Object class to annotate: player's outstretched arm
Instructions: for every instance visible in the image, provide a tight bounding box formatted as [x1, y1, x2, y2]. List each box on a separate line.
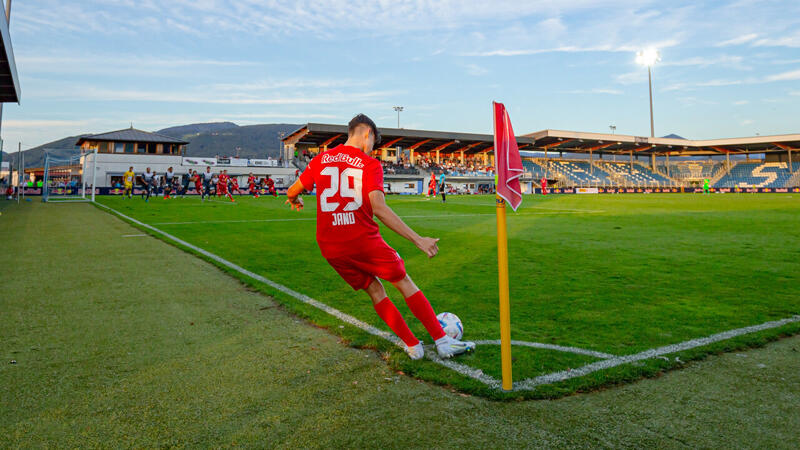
[369, 190, 439, 258]
[285, 179, 305, 210]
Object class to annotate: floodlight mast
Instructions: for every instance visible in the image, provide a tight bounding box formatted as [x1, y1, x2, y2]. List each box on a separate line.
[393, 106, 404, 128]
[636, 48, 660, 138]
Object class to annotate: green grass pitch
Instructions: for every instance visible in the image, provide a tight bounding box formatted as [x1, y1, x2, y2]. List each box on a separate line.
[94, 193, 800, 399]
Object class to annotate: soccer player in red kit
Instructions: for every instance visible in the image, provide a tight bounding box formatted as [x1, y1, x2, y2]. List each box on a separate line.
[247, 173, 259, 198]
[285, 114, 475, 360]
[230, 176, 241, 195]
[540, 175, 548, 195]
[192, 170, 203, 197]
[266, 176, 277, 197]
[217, 170, 235, 202]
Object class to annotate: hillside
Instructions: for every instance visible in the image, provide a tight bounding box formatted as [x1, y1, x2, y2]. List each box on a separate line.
[181, 123, 300, 159]
[156, 122, 239, 140]
[1, 136, 82, 169]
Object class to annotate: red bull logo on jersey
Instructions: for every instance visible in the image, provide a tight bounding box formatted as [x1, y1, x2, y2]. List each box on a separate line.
[321, 153, 365, 168]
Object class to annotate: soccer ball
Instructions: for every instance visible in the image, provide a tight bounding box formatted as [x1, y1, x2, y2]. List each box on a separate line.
[436, 312, 463, 340]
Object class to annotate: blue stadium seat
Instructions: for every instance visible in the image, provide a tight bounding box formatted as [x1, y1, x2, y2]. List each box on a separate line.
[714, 162, 797, 188]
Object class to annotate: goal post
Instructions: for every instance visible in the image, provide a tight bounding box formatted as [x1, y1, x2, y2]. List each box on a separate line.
[42, 149, 97, 203]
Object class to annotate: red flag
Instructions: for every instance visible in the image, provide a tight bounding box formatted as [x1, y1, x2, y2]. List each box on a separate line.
[493, 101, 523, 211]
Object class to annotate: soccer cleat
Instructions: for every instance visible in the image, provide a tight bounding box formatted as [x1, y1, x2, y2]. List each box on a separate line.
[405, 341, 424, 360]
[435, 335, 475, 358]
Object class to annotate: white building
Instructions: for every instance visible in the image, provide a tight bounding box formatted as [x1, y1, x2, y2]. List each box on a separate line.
[77, 128, 297, 187]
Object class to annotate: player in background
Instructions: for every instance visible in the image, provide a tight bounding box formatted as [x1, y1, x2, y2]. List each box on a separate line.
[439, 172, 446, 203]
[703, 178, 710, 194]
[426, 172, 436, 200]
[247, 173, 259, 198]
[230, 176, 242, 195]
[141, 167, 155, 202]
[266, 175, 277, 197]
[541, 175, 548, 195]
[180, 169, 191, 198]
[201, 166, 213, 201]
[164, 167, 175, 199]
[192, 170, 203, 198]
[285, 114, 474, 360]
[122, 166, 135, 199]
[217, 170, 235, 202]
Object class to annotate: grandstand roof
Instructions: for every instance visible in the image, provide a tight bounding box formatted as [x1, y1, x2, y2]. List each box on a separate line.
[524, 129, 800, 156]
[282, 123, 535, 155]
[283, 123, 800, 157]
[0, 8, 20, 103]
[75, 128, 189, 146]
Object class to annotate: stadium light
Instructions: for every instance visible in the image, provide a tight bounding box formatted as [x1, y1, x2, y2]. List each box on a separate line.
[636, 48, 660, 138]
[393, 106, 404, 128]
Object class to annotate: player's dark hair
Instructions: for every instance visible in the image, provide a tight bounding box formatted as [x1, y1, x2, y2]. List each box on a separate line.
[348, 113, 381, 145]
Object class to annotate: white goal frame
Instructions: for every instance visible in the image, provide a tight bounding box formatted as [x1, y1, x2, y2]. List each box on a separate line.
[43, 149, 97, 203]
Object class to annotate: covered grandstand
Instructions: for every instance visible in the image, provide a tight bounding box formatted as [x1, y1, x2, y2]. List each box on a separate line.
[282, 124, 800, 192]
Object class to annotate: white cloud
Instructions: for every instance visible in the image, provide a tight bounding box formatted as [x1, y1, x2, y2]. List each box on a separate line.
[560, 88, 623, 95]
[733, 100, 749, 105]
[753, 31, 800, 48]
[764, 69, 800, 82]
[661, 55, 747, 69]
[464, 63, 488, 76]
[716, 33, 759, 47]
[1, 119, 92, 129]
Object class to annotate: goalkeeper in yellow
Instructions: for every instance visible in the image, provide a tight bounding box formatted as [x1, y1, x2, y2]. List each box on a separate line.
[122, 166, 135, 199]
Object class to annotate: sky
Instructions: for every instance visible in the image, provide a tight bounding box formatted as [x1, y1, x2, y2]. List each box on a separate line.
[2, 0, 800, 150]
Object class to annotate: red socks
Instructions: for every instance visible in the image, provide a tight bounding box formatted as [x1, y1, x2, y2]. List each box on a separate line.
[404, 290, 446, 341]
[373, 297, 418, 347]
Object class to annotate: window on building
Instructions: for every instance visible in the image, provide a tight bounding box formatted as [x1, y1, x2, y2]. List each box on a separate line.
[164, 144, 173, 154]
[98, 142, 110, 152]
[147, 143, 157, 154]
[125, 143, 134, 153]
[115, 143, 125, 153]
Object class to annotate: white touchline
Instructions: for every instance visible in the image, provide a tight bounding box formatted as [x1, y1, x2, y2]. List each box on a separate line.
[94, 201, 800, 392]
[121, 234, 147, 237]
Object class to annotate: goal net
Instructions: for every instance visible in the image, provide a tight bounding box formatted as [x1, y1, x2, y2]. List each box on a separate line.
[43, 149, 97, 203]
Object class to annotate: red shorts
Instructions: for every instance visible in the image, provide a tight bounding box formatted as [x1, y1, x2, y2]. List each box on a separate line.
[325, 239, 406, 290]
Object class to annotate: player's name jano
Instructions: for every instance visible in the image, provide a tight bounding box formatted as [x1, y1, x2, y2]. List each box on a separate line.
[331, 211, 356, 226]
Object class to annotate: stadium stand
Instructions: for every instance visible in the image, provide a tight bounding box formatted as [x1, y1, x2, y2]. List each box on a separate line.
[714, 161, 800, 188]
[663, 161, 721, 181]
[595, 161, 672, 185]
[546, 160, 612, 185]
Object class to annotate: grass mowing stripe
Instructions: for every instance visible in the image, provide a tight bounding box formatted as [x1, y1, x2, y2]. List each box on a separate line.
[92, 201, 498, 388]
[153, 211, 602, 226]
[515, 314, 800, 390]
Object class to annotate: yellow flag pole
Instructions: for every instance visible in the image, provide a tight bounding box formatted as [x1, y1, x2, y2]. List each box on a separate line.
[496, 194, 513, 391]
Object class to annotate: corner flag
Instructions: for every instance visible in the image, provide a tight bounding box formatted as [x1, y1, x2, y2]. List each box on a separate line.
[492, 101, 522, 391]
[493, 101, 523, 211]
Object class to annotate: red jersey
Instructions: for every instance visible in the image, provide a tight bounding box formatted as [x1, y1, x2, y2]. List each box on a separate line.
[231, 178, 239, 189]
[247, 176, 256, 186]
[299, 145, 384, 258]
[266, 178, 275, 188]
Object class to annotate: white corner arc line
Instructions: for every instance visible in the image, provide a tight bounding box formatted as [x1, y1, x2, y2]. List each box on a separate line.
[93, 202, 498, 388]
[473, 340, 616, 359]
[513, 314, 800, 391]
